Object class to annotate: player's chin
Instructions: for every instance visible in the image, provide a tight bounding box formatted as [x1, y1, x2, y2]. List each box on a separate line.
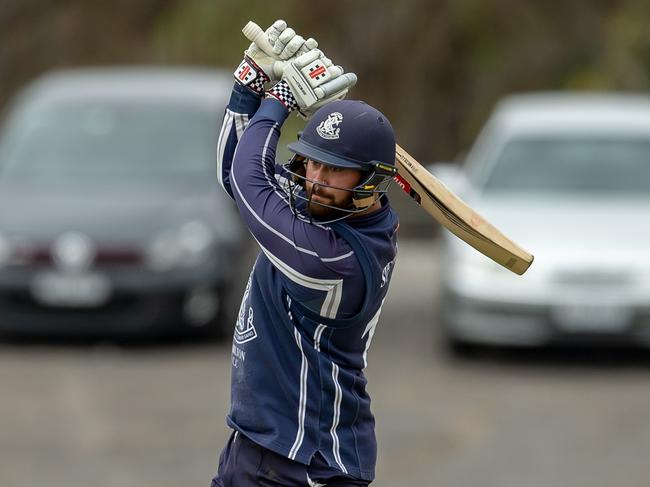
[307, 201, 344, 219]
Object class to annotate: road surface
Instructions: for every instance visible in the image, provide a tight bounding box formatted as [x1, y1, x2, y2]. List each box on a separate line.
[1, 239, 649, 487]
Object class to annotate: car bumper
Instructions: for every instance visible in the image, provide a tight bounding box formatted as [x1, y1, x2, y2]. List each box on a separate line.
[442, 290, 650, 348]
[0, 263, 230, 337]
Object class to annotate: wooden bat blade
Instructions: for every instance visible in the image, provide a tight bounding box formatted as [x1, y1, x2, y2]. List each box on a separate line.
[394, 144, 534, 275]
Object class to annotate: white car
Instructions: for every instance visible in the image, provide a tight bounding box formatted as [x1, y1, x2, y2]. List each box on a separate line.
[436, 93, 650, 351]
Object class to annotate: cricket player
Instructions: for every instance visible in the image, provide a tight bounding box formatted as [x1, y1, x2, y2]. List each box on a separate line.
[212, 21, 399, 486]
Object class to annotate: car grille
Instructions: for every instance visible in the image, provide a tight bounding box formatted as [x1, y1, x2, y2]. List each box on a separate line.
[26, 246, 143, 267]
[552, 270, 634, 286]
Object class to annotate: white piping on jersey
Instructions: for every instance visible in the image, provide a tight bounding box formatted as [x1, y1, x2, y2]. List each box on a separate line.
[289, 327, 309, 460]
[313, 324, 326, 352]
[254, 240, 346, 457]
[234, 112, 248, 140]
[230, 124, 353, 264]
[216, 109, 235, 194]
[362, 298, 385, 368]
[320, 251, 354, 263]
[257, 241, 343, 319]
[330, 363, 348, 474]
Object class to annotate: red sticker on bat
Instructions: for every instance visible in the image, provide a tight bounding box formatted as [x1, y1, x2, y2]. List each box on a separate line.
[394, 174, 421, 204]
[394, 174, 411, 193]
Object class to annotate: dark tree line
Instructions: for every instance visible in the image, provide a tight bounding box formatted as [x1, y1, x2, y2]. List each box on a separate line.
[1, 0, 649, 162]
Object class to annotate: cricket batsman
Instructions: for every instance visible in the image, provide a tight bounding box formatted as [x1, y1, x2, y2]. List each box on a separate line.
[212, 20, 399, 486]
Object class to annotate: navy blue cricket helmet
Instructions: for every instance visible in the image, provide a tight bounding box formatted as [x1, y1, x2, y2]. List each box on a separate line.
[288, 100, 396, 171]
[284, 100, 397, 219]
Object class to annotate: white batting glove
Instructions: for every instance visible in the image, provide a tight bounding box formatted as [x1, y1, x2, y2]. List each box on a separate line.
[271, 49, 357, 117]
[235, 19, 318, 94]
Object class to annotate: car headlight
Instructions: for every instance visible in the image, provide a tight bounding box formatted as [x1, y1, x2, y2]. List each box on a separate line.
[146, 220, 215, 271]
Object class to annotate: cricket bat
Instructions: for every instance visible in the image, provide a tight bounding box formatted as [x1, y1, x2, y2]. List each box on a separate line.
[241, 21, 534, 275]
[394, 145, 533, 275]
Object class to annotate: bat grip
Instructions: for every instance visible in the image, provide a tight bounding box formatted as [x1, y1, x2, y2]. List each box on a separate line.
[242, 21, 275, 57]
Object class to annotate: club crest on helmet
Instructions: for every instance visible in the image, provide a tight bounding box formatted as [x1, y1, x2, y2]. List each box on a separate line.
[316, 112, 343, 140]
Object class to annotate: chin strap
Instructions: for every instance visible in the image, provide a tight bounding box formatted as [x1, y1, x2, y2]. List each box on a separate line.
[352, 194, 377, 209]
[282, 156, 396, 218]
[352, 161, 397, 209]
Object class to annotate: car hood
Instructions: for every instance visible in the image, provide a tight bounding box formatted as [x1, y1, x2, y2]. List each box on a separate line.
[0, 179, 235, 243]
[448, 194, 650, 268]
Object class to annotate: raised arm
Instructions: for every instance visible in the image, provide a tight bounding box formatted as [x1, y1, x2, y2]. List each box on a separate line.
[216, 20, 317, 199]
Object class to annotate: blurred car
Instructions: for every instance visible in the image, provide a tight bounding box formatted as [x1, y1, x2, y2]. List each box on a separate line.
[436, 93, 650, 351]
[0, 67, 248, 338]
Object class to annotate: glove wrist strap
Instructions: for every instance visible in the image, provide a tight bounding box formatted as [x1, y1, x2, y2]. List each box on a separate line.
[234, 56, 270, 95]
[266, 80, 299, 112]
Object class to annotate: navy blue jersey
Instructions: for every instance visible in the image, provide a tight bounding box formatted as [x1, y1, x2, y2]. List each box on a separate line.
[216, 83, 398, 481]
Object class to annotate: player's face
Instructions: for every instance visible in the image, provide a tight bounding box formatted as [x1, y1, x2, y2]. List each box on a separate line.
[304, 159, 363, 218]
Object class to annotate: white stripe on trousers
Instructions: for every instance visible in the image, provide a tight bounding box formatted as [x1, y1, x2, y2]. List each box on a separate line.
[288, 328, 308, 459]
[330, 363, 348, 473]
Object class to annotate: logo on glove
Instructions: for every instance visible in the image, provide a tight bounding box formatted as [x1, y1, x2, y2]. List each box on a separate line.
[234, 59, 258, 86]
[316, 112, 343, 140]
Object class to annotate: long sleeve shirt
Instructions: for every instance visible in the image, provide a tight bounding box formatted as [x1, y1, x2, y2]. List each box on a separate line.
[216, 83, 399, 481]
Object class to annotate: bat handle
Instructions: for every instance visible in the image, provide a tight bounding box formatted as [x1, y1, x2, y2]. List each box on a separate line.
[242, 21, 275, 57]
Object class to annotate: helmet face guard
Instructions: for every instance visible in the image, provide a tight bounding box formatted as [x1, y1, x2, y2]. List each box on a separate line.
[281, 100, 397, 224]
[281, 154, 396, 224]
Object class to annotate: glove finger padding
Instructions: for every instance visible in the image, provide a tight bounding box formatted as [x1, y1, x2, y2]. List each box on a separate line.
[279, 35, 307, 59]
[297, 38, 319, 56]
[314, 72, 357, 98]
[273, 27, 296, 56]
[281, 49, 357, 114]
[300, 73, 357, 118]
[266, 19, 287, 46]
[299, 89, 350, 119]
[292, 49, 322, 69]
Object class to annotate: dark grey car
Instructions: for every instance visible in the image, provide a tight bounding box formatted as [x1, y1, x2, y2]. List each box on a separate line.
[0, 67, 249, 338]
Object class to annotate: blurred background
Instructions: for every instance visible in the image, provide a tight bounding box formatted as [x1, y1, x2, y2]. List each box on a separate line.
[1, 1, 650, 486]
[3, 0, 650, 160]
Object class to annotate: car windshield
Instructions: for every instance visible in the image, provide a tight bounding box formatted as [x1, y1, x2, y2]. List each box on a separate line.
[482, 137, 650, 194]
[0, 100, 217, 182]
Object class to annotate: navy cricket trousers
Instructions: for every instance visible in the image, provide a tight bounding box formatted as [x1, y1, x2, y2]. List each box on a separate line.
[210, 430, 371, 487]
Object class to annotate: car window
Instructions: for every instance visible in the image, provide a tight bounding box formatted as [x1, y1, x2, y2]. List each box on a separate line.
[0, 101, 218, 182]
[483, 137, 650, 194]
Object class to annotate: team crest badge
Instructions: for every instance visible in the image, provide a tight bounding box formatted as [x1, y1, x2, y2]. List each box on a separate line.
[234, 275, 258, 344]
[235, 307, 257, 344]
[316, 112, 343, 140]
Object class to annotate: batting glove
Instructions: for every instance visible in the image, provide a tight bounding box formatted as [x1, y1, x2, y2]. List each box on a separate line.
[235, 19, 318, 94]
[278, 49, 358, 118]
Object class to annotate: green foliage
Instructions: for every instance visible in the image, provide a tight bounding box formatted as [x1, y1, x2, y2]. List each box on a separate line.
[151, 0, 297, 65]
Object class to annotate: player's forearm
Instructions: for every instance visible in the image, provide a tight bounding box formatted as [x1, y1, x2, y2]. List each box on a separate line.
[229, 97, 288, 217]
[229, 97, 355, 281]
[216, 83, 264, 199]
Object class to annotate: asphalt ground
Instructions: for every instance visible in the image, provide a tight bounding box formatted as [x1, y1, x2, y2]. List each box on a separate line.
[2, 239, 650, 487]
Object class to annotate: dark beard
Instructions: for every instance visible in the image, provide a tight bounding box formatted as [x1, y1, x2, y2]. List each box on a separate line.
[306, 199, 348, 220]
